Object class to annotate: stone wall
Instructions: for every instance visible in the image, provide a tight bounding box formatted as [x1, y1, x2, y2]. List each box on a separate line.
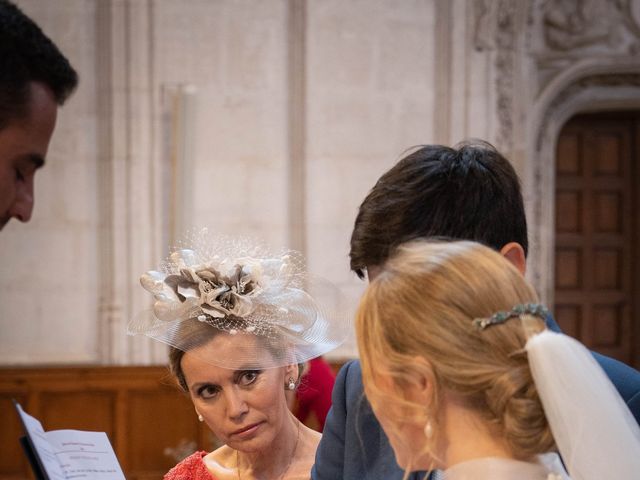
[1, 0, 637, 364]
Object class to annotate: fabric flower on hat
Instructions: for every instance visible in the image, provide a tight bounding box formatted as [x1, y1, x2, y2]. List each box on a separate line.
[130, 230, 351, 369]
[139, 248, 295, 326]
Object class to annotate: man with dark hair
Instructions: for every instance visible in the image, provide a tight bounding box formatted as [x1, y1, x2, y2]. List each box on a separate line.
[350, 140, 529, 279]
[0, 0, 78, 230]
[312, 140, 640, 480]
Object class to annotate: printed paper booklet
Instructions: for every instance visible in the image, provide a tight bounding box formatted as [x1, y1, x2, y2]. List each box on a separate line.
[14, 400, 125, 480]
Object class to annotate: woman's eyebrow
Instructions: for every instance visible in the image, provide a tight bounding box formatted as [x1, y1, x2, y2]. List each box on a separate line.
[234, 365, 259, 372]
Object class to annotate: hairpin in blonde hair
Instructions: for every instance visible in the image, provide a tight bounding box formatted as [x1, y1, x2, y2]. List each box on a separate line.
[473, 303, 549, 330]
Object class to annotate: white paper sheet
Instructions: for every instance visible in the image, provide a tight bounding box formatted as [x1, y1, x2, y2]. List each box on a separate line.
[16, 404, 125, 480]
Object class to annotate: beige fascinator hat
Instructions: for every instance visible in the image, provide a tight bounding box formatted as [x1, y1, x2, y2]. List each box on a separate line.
[128, 229, 351, 369]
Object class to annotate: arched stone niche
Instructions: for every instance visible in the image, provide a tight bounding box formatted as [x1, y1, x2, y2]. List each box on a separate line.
[489, 0, 640, 305]
[526, 67, 640, 306]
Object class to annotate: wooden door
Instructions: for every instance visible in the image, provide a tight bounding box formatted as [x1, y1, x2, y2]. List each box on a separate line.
[554, 112, 640, 369]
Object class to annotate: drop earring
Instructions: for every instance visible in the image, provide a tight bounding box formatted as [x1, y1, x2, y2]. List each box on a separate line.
[197, 413, 204, 422]
[424, 419, 433, 439]
[287, 377, 296, 390]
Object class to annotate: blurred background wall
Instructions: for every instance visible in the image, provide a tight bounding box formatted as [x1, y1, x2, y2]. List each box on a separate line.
[1, 0, 639, 368]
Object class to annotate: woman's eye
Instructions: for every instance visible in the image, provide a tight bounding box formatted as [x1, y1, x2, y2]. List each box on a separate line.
[197, 385, 219, 399]
[239, 371, 260, 386]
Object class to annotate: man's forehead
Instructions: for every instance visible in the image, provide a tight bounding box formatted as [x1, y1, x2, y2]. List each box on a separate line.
[0, 82, 57, 166]
[0, 123, 47, 167]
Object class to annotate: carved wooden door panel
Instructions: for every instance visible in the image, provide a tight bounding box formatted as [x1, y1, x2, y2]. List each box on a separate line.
[554, 112, 639, 369]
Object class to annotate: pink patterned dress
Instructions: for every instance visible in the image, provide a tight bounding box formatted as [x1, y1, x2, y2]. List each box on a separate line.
[164, 451, 217, 480]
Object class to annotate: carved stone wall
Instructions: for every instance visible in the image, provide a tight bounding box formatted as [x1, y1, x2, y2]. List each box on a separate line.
[529, 0, 640, 90]
[524, 0, 640, 303]
[480, 0, 640, 302]
[2, 0, 638, 364]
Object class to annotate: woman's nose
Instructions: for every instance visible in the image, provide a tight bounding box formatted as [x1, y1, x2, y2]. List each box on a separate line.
[225, 389, 249, 419]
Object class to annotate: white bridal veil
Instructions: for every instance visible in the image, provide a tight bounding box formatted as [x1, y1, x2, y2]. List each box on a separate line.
[526, 330, 640, 480]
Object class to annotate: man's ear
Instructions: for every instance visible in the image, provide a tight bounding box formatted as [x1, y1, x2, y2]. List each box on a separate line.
[500, 242, 526, 275]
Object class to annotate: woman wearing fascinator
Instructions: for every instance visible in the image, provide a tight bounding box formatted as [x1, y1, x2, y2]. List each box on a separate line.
[356, 240, 640, 480]
[128, 231, 350, 480]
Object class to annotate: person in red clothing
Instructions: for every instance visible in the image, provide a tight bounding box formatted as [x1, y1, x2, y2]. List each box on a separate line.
[163, 331, 319, 480]
[293, 357, 336, 432]
[129, 232, 350, 480]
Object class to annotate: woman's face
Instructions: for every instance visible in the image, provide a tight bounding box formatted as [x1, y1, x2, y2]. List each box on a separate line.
[181, 333, 295, 453]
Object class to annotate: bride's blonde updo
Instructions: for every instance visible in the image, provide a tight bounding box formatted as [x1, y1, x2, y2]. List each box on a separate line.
[356, 240, 555, 466]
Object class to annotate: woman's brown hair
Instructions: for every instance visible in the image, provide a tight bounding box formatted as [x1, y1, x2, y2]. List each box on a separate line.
[168, 318, 304, 392]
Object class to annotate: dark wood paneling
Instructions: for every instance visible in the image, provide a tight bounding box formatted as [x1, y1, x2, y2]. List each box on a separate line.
[555, 247, 582, 289]
[0, 366, 213, 480]
[555, 112, 640, 368]
[126, 389, 200, 475]
[0, 395, 29, 477]
[41, 392, 116, 434]
[593, 248, 621, 289]
[0, 363, 347, 480]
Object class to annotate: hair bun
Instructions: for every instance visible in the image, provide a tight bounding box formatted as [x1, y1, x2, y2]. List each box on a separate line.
[485, 363, 555, 458]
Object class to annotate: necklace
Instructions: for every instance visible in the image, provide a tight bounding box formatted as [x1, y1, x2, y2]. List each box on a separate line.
[236, 420, 301, 480]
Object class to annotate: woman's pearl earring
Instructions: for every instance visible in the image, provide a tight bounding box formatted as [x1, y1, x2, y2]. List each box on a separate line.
[287, 377, 296, 390]
[197, 413, 204, 422]
[424, 420, 433, 439]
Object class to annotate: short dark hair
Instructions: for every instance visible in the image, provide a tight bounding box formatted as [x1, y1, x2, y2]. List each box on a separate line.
[350, 140, 528, 278]
[0, 0, 78, 128]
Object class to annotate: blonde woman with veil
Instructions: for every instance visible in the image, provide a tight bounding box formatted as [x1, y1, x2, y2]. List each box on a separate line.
[356, 240, 640, 480]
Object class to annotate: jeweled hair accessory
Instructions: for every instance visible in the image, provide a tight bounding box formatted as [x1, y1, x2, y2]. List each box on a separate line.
[473, 303, 549, 330]
[128, 229, 351, 369]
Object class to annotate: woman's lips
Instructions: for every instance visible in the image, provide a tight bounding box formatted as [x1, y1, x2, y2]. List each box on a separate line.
[230, 422, 263, 439]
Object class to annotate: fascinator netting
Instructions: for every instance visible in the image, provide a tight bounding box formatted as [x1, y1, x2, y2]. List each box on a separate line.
[128, 230, 351, 370]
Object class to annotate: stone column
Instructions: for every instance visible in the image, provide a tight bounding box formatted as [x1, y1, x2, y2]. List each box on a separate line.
[96, 0, 165, 364]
